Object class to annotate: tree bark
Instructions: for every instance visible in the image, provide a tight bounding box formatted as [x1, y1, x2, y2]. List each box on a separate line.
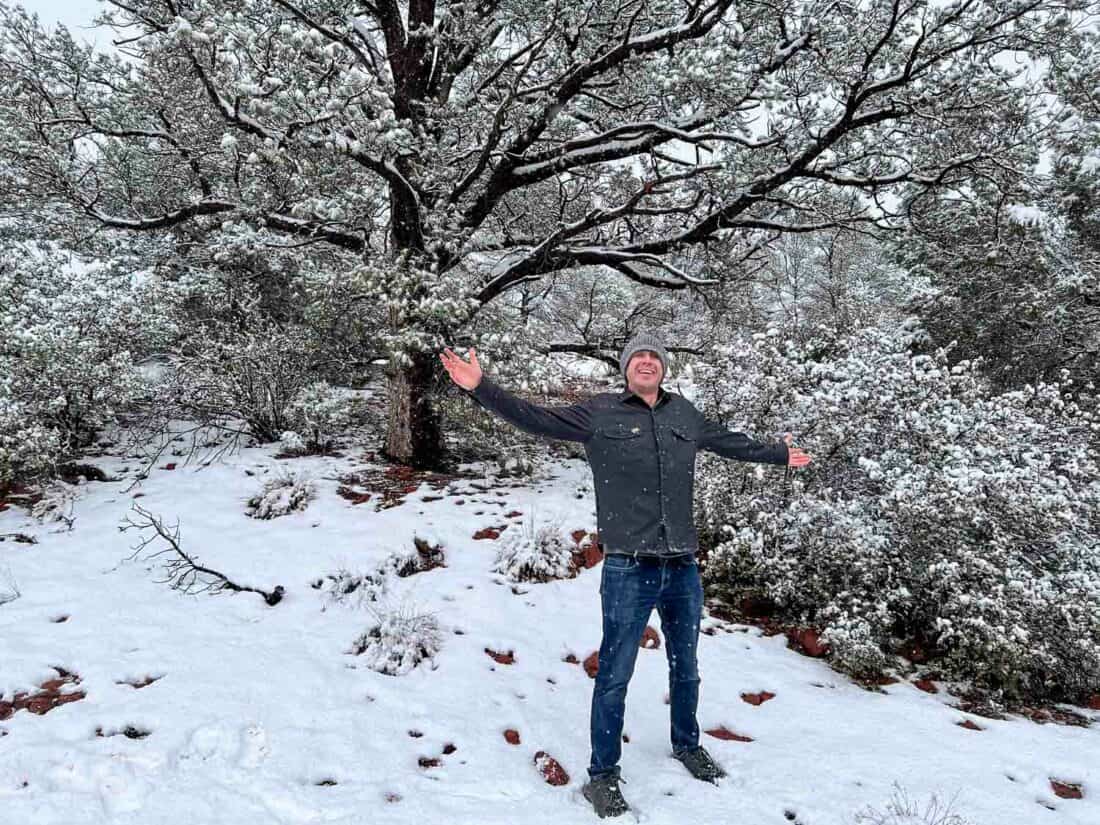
[383, 350, 443, 469]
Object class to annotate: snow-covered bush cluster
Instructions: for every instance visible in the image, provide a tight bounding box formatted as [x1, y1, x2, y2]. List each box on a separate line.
[314, 566, 387, 612]
[29, 480, 79, 525]
[695, 320, 1100, 701]
[245, 472, 315, 519]
[492, 520, 575, 583]
[283, 381, 354, 453]
[0, 248, 173, 489]
[350, 602, 442, 676]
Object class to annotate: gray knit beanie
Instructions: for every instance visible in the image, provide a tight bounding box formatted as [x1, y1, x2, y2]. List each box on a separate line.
[619, 333, 669, 381]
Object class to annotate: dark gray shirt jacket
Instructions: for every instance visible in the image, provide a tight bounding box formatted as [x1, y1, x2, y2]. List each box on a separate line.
[465, 379, 789, 558]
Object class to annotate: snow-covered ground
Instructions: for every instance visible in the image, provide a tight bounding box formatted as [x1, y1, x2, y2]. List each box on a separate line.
[2, 440, 1098, 825]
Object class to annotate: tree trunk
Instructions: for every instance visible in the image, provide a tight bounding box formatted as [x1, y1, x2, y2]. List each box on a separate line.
[383, 350, 444, 469]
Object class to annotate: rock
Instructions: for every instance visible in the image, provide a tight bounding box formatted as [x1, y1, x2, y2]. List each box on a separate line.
[741, 691, 776, 706]
[505, 510, 523, 518]
[162, 463, 177, 471]
[956, 720, 982, 731]
[1051, 779, 1083, 799]
[705, 726, 754, 742]
[503, 729, 521, 745]
[583, 651, 599, 678]
[1088, 695, 1100, 710]
[914, 679, 938, 694]
[485, 647, 515, 665]
[442, 743, 457, 755]
[786, 627, 829, 657]
[563, 653, 579, 665]
[418, 756, 441, 768]
[534, 751, 570, 786]
[473, 527, 502, 540]
[640, 626, 661, 650]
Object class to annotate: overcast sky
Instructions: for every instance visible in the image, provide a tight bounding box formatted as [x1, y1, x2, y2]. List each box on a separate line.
[18, 0, 110, 46]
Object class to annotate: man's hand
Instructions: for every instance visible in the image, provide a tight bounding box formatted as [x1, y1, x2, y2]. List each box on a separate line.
[783, 433, 812, 468]
[440, 346, 483, 391]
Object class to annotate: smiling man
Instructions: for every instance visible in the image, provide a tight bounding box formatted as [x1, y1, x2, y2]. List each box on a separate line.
[440, 333, 811, 818]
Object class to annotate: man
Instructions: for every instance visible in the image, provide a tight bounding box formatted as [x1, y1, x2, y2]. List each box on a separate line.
[440, 333, 811, 819]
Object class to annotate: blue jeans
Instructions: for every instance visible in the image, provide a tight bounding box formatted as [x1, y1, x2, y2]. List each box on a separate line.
[588, 553, 704, 779]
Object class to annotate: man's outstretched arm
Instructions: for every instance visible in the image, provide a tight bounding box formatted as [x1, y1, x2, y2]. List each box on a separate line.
[441, 347, 593, 443]
[697, 415, 789, 465]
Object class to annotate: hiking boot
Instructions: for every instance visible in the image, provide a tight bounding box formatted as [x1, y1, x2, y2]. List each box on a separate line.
[673, 746, 727, 783]
[582, 773, 631, 818]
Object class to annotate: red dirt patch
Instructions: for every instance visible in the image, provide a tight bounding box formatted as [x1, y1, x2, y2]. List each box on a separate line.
[1, 668, 85, 720]
[473, 526, 506, 540]
[1051, 779, 1083, 799]
[338, 466, 476, 511]
[504, 729, 521, 745]
[485, 648, 515, 665]
[914, 679, 939, 694]
[534, 751, 570, 786]
[705, 726, 754, 742]
[956, 719, 982, 731]
[741, 691, 776, 706]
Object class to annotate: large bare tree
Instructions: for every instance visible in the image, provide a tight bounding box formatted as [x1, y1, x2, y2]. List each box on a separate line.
[0, 0, 1087, 466]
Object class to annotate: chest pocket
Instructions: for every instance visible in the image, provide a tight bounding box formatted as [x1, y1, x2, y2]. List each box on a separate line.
[666, 425, 698, 468]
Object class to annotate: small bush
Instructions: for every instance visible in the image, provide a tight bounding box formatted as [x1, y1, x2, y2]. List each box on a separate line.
[492, 519, 575, 583]
[351, 602, 442, 676]
[0, 566, 20, 607]
[286, 381, 353, 453]
[245, 472, 315, 519]
[855, 784, 973, 825]
[30, 480, 78, 525]
[314, 566, 387, 611]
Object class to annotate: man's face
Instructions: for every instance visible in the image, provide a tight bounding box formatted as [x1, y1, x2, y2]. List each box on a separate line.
[626, 350, 664, 393]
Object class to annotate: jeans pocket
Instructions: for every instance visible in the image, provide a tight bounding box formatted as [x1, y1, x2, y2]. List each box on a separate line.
[603, 554, 638, 572]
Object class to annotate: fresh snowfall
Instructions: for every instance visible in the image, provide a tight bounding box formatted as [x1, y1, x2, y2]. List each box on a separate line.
[2, 428, 1098, 825]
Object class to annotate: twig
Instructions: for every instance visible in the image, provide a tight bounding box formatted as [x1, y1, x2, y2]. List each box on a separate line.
[120, 503, 284, 605]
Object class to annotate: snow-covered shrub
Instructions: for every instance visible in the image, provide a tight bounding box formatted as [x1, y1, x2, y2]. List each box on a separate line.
[0, 566, 20, 606]
[695, 320, 1100, 702]
[350, 602, 442, 676]
[314, 566, 387, 611]
[279, 430, 308, 456]
[30, 480, 78, 525]
[169, 322, 318, 444]
[0, 394, 63, 491]
[380, 538, 446, 578]
[492, 519, 575, 583]
[245, 472, 315, 519]
[0, 247, 173, 488]
[286, 381, 353, 453]
[855, 784, 972, 825]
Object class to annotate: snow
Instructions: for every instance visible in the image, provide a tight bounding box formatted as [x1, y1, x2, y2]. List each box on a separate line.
[2, 444, 1099, 824]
